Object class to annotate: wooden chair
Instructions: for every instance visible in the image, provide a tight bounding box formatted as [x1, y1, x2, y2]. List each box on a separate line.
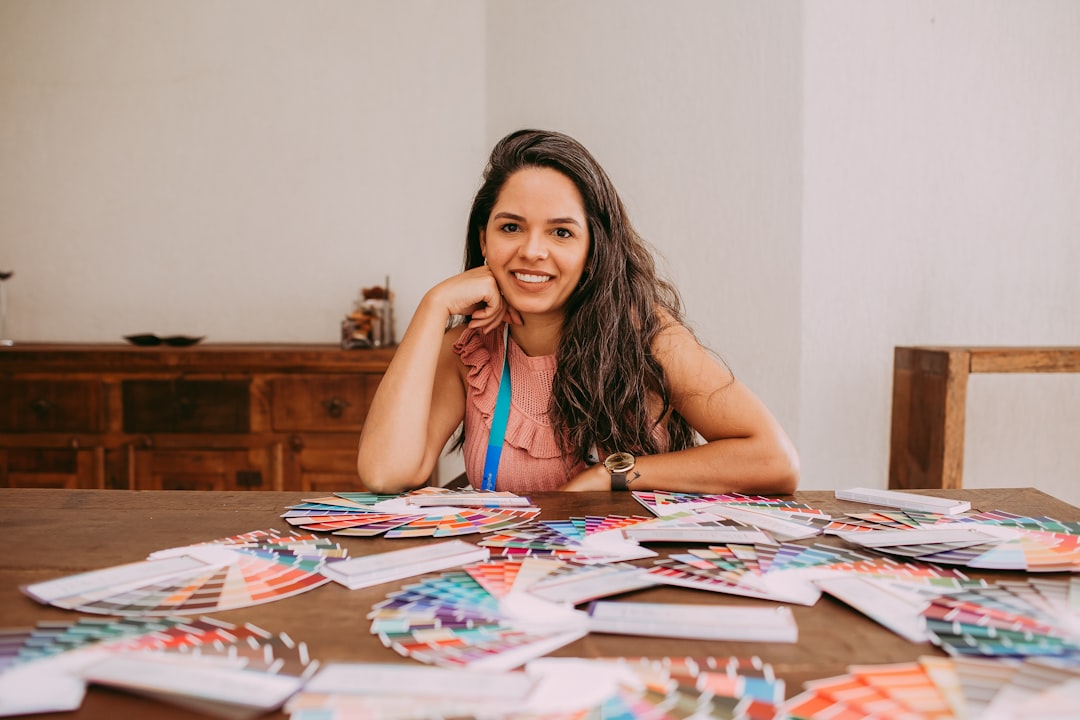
[888, 346, 1080, 490]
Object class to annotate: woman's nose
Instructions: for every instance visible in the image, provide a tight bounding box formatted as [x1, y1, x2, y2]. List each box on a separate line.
[520, 232, 549, 259]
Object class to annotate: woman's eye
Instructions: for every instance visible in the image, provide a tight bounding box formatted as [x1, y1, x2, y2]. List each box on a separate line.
[500, 223, 520, 233]
[554, 228, 573, 239]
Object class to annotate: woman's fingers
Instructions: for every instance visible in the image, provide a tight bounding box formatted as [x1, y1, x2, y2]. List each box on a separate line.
[442, 266, 520, 333]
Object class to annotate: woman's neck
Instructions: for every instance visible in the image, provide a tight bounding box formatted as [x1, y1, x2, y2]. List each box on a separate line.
[509, 314, 562, 357]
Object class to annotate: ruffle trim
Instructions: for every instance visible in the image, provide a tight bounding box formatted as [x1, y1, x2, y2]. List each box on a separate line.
[454, 327, 562, 460]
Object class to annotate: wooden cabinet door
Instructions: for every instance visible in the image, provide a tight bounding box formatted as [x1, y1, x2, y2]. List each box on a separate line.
[283, 437, 367, 493]
[129, 447, 272, 491]
[122, 380, 250, 434]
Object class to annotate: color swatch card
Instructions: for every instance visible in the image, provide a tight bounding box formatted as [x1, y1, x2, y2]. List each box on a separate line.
[285, 655, 784, 720]
[282, 489, 540, 538]
[586, 600, 798, 643]
[525, 562, 659, 606]
[403, 487, 535, 507]
[0, 616, 315, 720]
[22, 529, 345, 616]
[320, 539, 490, 589]
[478, 514, 658, 563]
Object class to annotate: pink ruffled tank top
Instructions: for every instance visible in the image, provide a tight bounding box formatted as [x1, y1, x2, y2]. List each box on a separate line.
[453, 327, 585, 491]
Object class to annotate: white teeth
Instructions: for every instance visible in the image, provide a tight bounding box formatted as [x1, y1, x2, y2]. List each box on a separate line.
[514, 272, 551, 283]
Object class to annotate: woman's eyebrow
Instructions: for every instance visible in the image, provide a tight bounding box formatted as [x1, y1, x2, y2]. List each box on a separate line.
[492, 211, 583, 228]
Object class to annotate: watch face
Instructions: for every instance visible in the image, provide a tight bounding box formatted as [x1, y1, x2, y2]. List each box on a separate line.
[604, 452, 635, 473]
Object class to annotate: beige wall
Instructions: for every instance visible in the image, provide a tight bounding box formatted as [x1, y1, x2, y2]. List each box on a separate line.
[2, 1, 1077, 503]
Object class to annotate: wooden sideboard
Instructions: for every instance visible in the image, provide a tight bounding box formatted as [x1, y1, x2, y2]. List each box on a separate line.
[0, 343, 397, 492]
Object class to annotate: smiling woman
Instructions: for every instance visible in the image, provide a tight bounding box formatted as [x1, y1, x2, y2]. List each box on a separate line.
[356, 129, 799, 496]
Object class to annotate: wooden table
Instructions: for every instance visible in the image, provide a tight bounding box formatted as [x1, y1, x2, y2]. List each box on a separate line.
[1, 487, 1076, 719]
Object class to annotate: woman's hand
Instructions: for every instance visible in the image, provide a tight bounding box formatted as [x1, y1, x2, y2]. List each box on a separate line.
[429, 266, 523, 333]
[560, 463, 612, 491]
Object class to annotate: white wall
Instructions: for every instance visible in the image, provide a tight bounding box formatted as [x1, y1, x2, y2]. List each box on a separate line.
[0, 0, 486, 343]
[2, 1, 1077, 504]
[486, 1, 803, 435]
[802, 1, 1080, 505]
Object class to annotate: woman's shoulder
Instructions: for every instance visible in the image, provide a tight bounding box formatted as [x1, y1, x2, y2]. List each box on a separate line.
[651, 309, 699, 354]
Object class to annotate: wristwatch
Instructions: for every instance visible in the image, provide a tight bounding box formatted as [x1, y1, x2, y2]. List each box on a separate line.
[604, 452, 636, 491]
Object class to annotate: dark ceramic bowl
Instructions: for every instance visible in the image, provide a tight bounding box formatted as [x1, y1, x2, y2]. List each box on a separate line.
[124, 333, 162, 347]
[161, 335, 205, 347]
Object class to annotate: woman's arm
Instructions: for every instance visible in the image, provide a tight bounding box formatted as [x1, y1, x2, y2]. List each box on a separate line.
[562, 321, 799, 495]
[356, 267, 520, 493]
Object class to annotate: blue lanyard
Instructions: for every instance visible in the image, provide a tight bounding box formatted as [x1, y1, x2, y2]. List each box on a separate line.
[482, 326, 512, 491]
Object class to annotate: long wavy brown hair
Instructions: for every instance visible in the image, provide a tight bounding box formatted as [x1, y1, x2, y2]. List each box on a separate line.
[455, 129, 699, 468]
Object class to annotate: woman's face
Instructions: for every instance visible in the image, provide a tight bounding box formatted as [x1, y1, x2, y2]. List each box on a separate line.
[480, 166, 590, 320]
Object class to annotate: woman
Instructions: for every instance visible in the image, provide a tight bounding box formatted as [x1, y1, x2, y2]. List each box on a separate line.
[357, 129, 798, 495]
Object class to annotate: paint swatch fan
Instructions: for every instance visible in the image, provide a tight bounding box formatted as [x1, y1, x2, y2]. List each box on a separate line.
[21, 530, 346, 616]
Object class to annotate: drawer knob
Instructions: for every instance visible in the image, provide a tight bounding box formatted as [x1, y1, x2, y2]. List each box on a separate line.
[175, 397, 195, 419]
[30, 398, 55, 419]
[322, 397, 350, 418]
[289, 435, 305, 452]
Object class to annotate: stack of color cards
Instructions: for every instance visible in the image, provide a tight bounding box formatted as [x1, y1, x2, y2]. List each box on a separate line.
[282, 488, 541, 538]
[782, 655, 1080, 720]
[836, 510, 1080, 571]
[21, 529, 345, 615]
[633, 490, 819, 516]
[0, 616, 317, 719]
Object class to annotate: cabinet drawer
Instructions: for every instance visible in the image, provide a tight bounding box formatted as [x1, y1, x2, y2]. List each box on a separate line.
[122, 380, 250, 433]
[0, 380, 105, 432]
[130, 447, 268, 491]
[271, 374, 377, 432]
[0, 447, 101, 489]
